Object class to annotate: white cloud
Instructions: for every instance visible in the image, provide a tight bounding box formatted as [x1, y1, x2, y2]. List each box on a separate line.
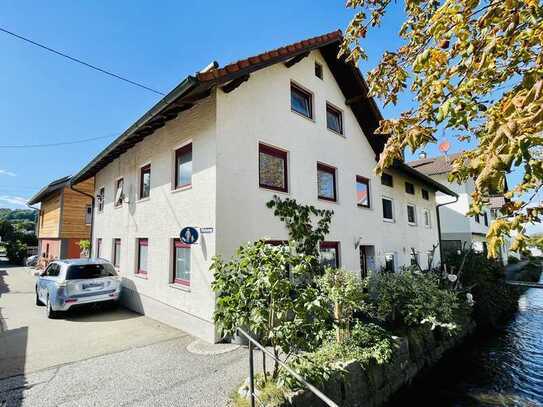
[0, 169, 16, 177]
[0, 195, 28, 207]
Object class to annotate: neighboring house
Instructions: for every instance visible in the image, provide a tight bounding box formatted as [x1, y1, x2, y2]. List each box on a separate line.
[408, 153, 509, 263]
[28, 176, 94, 259]
[70, 31, 456, 342]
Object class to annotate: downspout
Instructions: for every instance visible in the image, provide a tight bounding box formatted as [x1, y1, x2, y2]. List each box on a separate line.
[69, 181, 95, 259]
[436, 194, 459, 270]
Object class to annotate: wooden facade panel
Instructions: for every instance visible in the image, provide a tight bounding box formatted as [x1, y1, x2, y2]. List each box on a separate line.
[38, 194, 61, 238]
[60, 178, 94, 239]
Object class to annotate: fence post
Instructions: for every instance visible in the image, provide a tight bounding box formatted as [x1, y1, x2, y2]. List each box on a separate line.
[249, 341, 255, 407]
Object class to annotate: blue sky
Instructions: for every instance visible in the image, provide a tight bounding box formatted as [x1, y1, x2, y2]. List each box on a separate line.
[0, 1, 538, 234]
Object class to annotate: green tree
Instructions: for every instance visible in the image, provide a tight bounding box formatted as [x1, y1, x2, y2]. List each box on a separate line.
[211, 240, 329, 377]
[341, 0, 543, 257]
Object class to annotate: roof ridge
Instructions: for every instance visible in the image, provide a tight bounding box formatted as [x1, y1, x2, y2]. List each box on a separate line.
[197, 30, 342, 82]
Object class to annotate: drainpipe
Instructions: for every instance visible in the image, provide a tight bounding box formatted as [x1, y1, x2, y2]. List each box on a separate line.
[69, 181, 95, 259]
[436, 195, 459, 270]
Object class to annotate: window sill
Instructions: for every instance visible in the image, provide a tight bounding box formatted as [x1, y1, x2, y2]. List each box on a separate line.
[171, 184, 192, 194]
[169, 283, 190, 292]
[114, 205, 123, 210]
[327, 128, 345, 138]
[259, 185, 289, 195]
[137, 197, 151, 203]
[318, 197, 338, 204]
[134, 273, 148, 280]
[357, 204, 371, 210]
[291, 109, 315, 123]
[408, 222, 417, 227]
[383, 218, 395, 223]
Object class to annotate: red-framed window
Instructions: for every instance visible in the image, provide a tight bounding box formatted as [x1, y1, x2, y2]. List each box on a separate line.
[259, 143, 288, 192]
[96, 238, 102, 258]
[319, 241, 340, 269]
[356, 176, 370, 208]
[113, 238, 121, 268]
[140, 164, 151, 199]
[173, 239, 191, 286]
[136, 238, 148, 276]
[290, 83, 313, 119]
[326, 103, 343, 134]
[175, 143, 192, 189]
[317, 163, 337, 202]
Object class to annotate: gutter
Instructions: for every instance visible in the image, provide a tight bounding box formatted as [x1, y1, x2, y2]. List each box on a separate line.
[436, 195, 459, 270]
[69, 181, 95, 259]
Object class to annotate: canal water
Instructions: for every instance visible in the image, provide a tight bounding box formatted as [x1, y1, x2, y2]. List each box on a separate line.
[388, 277, 543, 406]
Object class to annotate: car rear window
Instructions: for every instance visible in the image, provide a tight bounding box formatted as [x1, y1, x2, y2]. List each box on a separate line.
[66, 264, 117, 280]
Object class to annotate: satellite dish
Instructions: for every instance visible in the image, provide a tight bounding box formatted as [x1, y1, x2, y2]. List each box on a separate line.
[439, 139, 450, 154]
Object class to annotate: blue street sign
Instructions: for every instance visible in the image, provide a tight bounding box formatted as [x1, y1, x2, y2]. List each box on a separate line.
[180, 226, 199, 245]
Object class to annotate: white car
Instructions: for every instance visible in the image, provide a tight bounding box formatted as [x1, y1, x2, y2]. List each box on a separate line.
[36, 258, 121, 318]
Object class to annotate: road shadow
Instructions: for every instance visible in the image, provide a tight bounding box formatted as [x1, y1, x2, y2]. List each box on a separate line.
[64, 302, 142, 323]
[0, 264, 29, 407]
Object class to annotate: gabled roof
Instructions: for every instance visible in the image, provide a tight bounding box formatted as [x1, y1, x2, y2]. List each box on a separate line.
[70, 30, 386, 185]
[28, 175, 71, 205]
[69, 30, 454, 196]
[407, 152, 463, 176]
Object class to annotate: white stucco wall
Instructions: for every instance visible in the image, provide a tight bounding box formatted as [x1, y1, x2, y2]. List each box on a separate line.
[93, 95, 218, 342]
[215, 50, 442, 273]
[92, 50, 449, 342]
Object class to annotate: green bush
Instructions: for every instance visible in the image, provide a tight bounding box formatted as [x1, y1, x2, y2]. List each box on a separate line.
[6, 240, 27, 265]
[279, 322, 395, 390]
[445, 251, 518, 329]
[211, 240, 330, 377]
[369, 268, 464, 333]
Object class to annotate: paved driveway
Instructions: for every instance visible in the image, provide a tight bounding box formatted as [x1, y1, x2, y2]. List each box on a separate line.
[0, 265, 249, 406]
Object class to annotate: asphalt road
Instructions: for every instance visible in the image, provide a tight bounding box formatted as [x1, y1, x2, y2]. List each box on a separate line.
[0, 265, 249, 406]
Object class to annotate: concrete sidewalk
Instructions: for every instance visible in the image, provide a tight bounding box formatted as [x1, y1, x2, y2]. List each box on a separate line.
[0, 265, 249, 406]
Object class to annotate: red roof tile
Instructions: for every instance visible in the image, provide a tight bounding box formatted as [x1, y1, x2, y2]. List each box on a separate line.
[197, 30, 342, 82]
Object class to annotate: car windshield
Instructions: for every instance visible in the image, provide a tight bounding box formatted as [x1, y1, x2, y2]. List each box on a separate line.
[66, 263, 117, 280]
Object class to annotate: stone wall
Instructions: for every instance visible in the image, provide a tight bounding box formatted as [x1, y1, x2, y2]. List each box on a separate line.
[284, 322, 476, 407]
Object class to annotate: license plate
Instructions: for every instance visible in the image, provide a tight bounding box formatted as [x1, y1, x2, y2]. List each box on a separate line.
[82, 283, 103, 290]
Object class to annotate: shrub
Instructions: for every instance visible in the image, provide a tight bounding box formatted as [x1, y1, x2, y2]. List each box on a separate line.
[317, 268, 368, 343]
[369, 268, 463, 333]
[445, 250, 518, 329]
[211, 240, 330, 377]
[279, 322, 395, 390]
[6, 240, 27, 265]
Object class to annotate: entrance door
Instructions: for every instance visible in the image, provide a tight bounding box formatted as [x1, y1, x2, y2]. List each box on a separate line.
[359, 245, 375, 278]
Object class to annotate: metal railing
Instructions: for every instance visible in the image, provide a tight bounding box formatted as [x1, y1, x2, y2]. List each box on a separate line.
[236, 327, 339, 407]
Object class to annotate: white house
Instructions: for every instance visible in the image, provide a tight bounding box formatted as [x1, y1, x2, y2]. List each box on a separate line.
[408, 153, 509, 263]
[70, 31, 457, 342]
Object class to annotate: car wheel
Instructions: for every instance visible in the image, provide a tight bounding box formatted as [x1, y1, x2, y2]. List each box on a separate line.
[46, 295, 59, 319]
[35, 287, 43, 306]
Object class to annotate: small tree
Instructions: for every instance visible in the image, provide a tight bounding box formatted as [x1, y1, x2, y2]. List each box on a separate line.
[317, 268, 367, 343]
[211, 240, 329, 377]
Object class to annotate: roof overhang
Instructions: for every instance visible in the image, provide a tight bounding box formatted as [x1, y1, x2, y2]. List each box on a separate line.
[70, 31, 392, 186]
[28, 176, 71, 205]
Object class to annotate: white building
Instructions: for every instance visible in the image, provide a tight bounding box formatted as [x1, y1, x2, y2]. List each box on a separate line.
[71, 31, 456, 342]
[408, 153, 509, 262]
